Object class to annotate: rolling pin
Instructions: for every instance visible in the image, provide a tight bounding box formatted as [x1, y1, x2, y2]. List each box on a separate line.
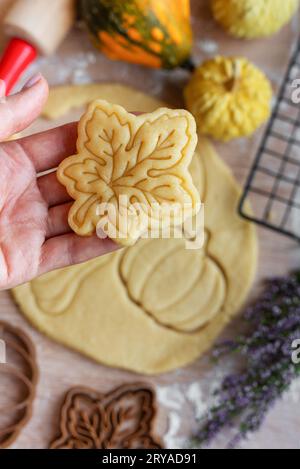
[0, 0, 75, 95]
[0, 0, 13, 20]
[0, 0, 14, 46]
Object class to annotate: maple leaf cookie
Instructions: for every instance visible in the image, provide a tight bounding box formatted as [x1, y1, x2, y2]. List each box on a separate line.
[57, 100, 200, 246]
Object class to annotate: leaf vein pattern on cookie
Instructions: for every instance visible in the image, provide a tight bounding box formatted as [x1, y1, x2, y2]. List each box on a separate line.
[50, 384, 162, 449]
[57, 100, 199, 246]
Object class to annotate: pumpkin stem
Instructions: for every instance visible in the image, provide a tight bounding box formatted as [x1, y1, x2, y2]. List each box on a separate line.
[181, 57, 196, 72]
[225, 59, 241, 93]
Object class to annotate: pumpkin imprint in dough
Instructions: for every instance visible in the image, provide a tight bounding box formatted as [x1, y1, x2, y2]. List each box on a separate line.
[118, 230, 228, 333]
[28, 230, 228, 334]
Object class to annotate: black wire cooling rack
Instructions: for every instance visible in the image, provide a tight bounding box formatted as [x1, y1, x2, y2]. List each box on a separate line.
[239, 40, 300, 242]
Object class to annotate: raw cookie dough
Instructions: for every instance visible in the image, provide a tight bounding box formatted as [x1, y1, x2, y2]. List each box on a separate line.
[57, 100, 200, 246]
[42, 84, 166, 120]
[12, 85, 257, 375]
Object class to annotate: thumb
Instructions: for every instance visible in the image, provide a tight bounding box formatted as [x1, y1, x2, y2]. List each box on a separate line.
[0, 74, 49, 141]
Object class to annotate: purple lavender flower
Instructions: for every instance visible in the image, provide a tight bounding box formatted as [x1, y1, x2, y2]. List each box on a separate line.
[193, 271, 300, 449]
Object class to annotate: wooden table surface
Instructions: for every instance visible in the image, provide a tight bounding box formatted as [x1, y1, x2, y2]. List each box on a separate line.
[0, 0, 300, 449]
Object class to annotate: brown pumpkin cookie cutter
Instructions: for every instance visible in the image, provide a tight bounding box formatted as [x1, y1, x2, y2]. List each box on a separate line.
[50, 383, 162, 449]
[0, 321, 38, 448]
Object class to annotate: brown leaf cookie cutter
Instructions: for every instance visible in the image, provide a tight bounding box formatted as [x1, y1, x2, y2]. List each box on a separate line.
[50, 383, 162, 449]
[0, 321, 38, 448]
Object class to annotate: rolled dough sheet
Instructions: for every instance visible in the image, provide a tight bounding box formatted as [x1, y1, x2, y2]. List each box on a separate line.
[12, 84, 257, 375]
[42, 83, 166, 120]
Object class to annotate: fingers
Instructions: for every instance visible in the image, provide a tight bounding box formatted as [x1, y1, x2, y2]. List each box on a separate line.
[18, 112, 137, 173]
[39, 234, 120, 275]
[46, 202, 72, 238]
[19, 122, 78, 173]
[0, 74, 49, 141]
[38, 171, 71, 207]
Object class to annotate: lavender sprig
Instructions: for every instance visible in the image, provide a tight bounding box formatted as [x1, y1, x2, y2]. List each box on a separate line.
[193, 272, 300, 448]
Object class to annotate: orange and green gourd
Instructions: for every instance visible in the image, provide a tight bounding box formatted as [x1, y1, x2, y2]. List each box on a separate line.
[79, 0, 193, 69]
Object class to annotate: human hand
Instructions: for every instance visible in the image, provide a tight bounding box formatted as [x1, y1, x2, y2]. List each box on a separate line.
[0, 75, 119, 290]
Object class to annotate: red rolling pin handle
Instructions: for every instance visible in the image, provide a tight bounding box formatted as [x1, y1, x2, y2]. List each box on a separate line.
[0, 38, 37, 95]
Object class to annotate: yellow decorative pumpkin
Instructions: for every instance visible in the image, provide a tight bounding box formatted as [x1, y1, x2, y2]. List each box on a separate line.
[184, 56, 272, 142]
[211, 0, 299, 39]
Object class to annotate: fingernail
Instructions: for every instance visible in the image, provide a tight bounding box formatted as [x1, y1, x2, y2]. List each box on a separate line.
[23, 73, 42, 90]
